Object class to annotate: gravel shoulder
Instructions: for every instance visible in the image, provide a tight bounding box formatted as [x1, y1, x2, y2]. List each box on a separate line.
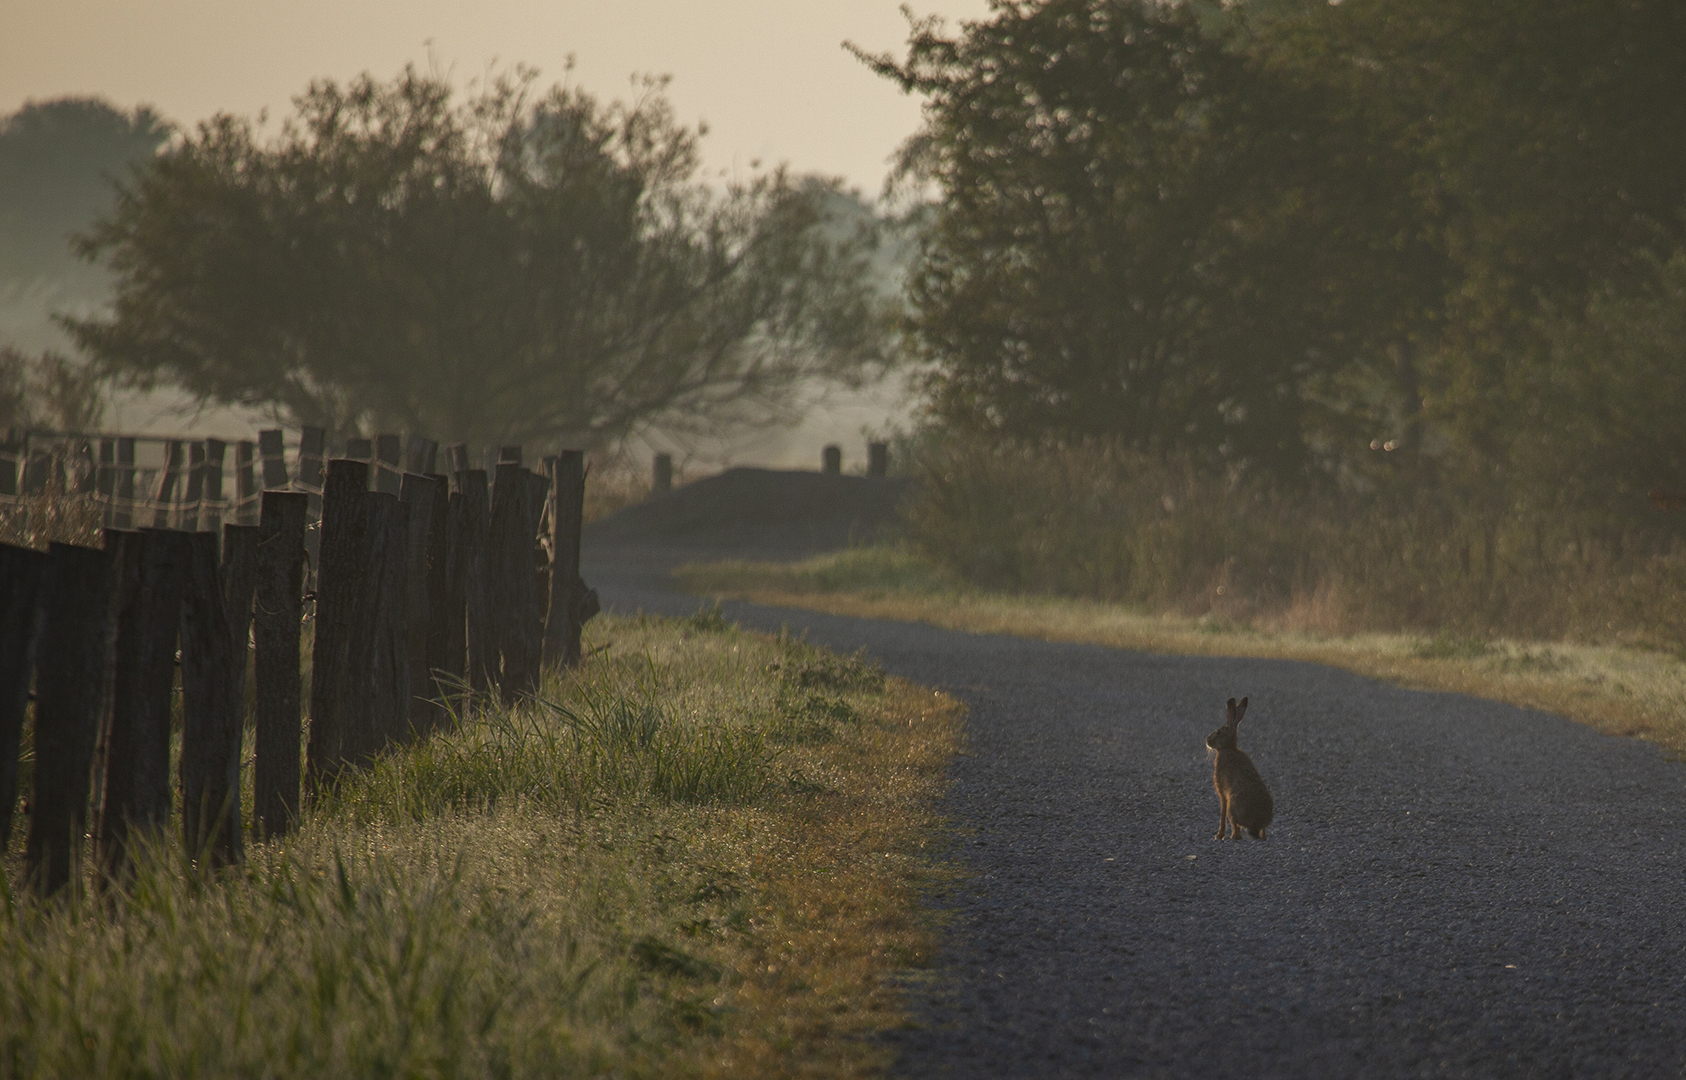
[584, 487, 1686, 1079]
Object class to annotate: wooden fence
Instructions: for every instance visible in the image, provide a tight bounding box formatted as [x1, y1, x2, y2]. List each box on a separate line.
[0, 440, 597, 898]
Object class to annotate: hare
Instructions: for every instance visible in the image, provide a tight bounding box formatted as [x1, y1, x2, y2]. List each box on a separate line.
[1206, 696, 1274, 840]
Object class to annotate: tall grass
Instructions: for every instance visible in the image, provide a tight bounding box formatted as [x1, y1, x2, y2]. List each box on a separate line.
[0, 614, 959, 1079]
[904, 440, 1686, 648]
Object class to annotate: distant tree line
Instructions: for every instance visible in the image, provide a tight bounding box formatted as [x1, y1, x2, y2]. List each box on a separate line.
[860, 0, 1686, 518]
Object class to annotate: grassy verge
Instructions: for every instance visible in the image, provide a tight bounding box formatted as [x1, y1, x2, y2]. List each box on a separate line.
[0, 612, 963, 1079]
[676, 546, 1686, 757]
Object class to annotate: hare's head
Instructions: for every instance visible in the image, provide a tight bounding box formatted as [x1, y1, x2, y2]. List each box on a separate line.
[1205, 696, 1248, 751]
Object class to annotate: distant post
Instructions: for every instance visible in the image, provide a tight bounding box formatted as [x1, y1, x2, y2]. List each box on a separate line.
[544, 451, 587, 669]
[822, 444, 842, 475]
[868, 441, 890, 478]
[653, 452, 673, 493]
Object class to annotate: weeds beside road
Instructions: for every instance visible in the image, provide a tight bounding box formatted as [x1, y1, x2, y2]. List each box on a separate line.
[1, 613, 962, 1080]
[678, 546, 1686, 757]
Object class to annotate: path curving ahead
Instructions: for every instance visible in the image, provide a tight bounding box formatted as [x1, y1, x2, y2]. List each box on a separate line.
[585, 531, 1686, 1079]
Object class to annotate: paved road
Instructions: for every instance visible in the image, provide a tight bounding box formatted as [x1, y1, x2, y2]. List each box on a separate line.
[586, 547, 1686, 1079]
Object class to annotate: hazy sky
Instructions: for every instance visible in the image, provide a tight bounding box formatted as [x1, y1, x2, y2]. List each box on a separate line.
[1, 0, 991, 198]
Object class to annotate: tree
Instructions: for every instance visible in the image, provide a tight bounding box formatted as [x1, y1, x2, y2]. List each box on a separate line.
[67, 68, 892, 447]
[859, 0, 1363, 474]
[0, 97, 171, 285]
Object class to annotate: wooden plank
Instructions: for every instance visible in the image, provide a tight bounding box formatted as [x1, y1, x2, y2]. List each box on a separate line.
[306, 459, 369, 788]
[258, 429, 289, 489]
[359, 492, 409, 755]
[542, 451, 588, 669]
[488, 463, 543, 700]
[399, 473, 440, 735]
[95, 529, 189, 881]
[422, 474, 452, 732]
[180, 530, 242, 867]
[0, 543, 49, 854]
[26, 542, 117, 897]
[235, 440, 258, 524]
[375, 433, 402, 496]
[222, 523, 260, 719]
[115, 437, 136, 529]
[458, 469, 493, 695]
[254, 492, 307, 838]
[438, 489, 467, 706]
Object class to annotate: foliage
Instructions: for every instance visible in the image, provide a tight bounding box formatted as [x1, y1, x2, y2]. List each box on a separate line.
[0, 97, 170, 285]
[0, 346, 109, 432]
[864, 0, 1686, 494]
[897, 437, 1686, 648]
[67, 67, 894, 448]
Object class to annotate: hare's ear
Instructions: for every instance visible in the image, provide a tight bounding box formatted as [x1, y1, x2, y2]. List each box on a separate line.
[1234, 697, 1249, 724]
[1226, 697, 1238, 723]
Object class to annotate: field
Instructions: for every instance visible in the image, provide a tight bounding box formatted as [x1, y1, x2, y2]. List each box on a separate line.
[0, 612, 963, 1079]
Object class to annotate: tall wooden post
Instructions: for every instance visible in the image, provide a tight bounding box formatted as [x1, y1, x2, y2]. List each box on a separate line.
[307, 459, 369, 787]
[258, 429, 289, 489]
[96, 529, 189, 881]
[235, 440, 258, 523]
[459, 470, 493, 694]
[26, 543, 116, 897]
[489, 463, 543, 699]
[181, 530, 242, 867]
[399, 473, 440, 734]
[254, 492, 307, 838]
[422, 474, 451, 732]
[361, 492, 409, 754]
[375, 433, 402, 496]
[0, 543, 49, 853]
[115, 437, 136, 528]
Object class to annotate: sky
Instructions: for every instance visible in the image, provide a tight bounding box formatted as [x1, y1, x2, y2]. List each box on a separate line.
[1, 0, 990, 199]
[1, 0, 992, 464]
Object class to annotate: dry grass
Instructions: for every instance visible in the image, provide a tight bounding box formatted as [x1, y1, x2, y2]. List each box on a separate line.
[678, 550, 1686, 758]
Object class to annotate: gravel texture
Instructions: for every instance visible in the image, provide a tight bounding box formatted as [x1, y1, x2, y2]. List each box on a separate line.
[585, 512, 1686, 1079]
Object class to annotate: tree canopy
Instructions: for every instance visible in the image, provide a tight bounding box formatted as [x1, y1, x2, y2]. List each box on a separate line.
[67, 68, 893, 447]
[865, 0, 1686, 499]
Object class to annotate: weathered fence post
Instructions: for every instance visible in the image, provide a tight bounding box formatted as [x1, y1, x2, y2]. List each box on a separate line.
[543, 451, 588, 669]
[154, 440, 184, 527]
[489, 463, 543, 699]
[406, 435, 439, 476]
[222, 523, 260, 711]
[258, 429, 289, 489]
[459, 469, 493, 694]
[235, 440, 258, 524]
[362, 492, 410, 754]
[422, 473, 451, 732]
[96, 529, 189, 881]
[296, 426, 327, 572]
[822, 444, 842, 474]
[115, 437, 136, 528]
[400, 473, 441, 734]
[307, 459, 369, 788]
[202, 439, 227, 533]
[653, 452, 673, 493]
[868, 441, 890, 477]
[184, 441, 207, 531]
[375, 433, 402, 496]
[0, 543, 49, 853]
[98, 439, 117, 525]
[181, 530, 242, 867]
[26, 542, 117, 897]
[254, 491, 307, 838]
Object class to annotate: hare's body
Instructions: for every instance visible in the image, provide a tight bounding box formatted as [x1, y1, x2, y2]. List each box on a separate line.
[1207, 696, 1273, 840]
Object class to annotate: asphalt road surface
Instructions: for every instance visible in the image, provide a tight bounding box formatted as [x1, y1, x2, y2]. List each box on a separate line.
[584, 540, 1686, 1079]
